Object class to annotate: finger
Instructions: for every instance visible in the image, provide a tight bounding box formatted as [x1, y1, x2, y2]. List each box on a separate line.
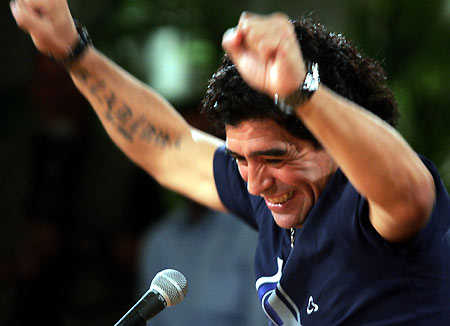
[230, 12, 268, 51]
[25, 0, 53, 16]
[222, 12, 259, 62]
[252, 29, 280, 62]
[10, 1, 19, 19]
[222, 27, 243, 53]
[11, 0, 42, 32]
[11, 0, 60, 54]
[238, 21, 281, 63]
[222, 27, 248, 70]
[238, 11, 254, 25]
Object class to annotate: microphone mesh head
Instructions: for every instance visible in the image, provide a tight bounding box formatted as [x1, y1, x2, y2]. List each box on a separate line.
[150, 269, 188, 307]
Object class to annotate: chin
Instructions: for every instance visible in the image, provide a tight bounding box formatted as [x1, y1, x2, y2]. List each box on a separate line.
[272, 212, 303, 229]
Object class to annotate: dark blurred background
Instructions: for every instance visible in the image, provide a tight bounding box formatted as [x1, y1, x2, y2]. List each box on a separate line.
[1, 0, 449, 325]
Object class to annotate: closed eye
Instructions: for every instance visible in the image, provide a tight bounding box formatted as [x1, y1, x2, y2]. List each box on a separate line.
[225, 148, 246, 164]
[234, 156, 247, 165]
[265, 158, 284, 166]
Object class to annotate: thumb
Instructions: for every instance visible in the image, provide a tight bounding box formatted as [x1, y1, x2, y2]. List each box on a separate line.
[11, 0, 77, 56]
[222, 29, 269, 94]
[11, 0, 43, 34]
[222, 27, 243, 58]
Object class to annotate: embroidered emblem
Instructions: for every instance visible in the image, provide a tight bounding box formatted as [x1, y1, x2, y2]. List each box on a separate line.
[306, 296, 319, 315]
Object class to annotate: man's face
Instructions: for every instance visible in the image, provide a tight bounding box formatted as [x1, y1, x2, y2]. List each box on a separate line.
[225, 119, 337, 229]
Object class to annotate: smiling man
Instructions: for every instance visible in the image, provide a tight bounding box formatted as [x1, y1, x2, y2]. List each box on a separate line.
[11, 0, 450, 325]
[224, 119, 337, 229]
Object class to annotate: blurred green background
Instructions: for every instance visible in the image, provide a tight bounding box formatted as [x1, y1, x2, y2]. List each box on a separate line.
[1, 0, 449, 325]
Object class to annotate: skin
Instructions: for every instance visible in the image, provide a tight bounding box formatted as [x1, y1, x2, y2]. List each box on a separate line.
[226, 119, 337, 229]
[11, 1, 436, 242]
[222, 12, 435, 242]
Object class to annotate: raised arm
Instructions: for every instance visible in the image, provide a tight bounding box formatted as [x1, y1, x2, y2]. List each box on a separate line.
[11, 0, 225, 211]
[222, 12, 436, 242]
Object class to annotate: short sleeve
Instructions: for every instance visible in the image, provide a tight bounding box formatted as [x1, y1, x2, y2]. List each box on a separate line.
[355, 154, 450, 256]
[406, 155, 450, 251]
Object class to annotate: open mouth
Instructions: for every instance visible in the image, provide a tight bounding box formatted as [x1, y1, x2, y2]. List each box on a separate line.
[265, 191, 295, 207]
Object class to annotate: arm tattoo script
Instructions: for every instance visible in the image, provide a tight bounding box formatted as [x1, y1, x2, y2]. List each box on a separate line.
[73, 69, 180, 148]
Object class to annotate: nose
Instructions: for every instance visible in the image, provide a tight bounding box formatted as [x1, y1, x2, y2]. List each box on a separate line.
[246, 164, 273, 196]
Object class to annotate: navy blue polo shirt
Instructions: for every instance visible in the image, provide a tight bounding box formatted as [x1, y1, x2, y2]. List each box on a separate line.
[213, 145, 450, 326]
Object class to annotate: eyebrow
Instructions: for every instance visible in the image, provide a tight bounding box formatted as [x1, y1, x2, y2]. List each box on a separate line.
[224, 148, 244, 159]
[225, 147, 287, 158]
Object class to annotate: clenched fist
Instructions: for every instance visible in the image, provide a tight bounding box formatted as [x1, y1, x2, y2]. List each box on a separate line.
[222, 12, 307, 98]
[10, 0, 78, 58]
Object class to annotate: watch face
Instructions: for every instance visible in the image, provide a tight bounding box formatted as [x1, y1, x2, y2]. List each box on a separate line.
[276, 62, 319, 114]
[303, 62, 320, 93]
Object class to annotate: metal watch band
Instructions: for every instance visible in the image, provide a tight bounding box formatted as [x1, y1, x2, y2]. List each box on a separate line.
[274, 62, 320, 115]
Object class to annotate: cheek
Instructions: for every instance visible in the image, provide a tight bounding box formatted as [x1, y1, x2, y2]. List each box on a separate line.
[274, 168, 308, 187]
[273, 167, 294, 182]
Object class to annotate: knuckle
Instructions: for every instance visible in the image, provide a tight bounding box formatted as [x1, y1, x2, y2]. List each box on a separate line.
[238, 12, 249, 25]
[240, 11, 252, 20]
[14, 15, 28, 28]
[271, 12, 289, 21]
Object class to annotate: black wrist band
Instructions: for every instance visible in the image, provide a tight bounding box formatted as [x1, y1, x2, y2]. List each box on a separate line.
[274, 62, 320, 115]
[50, 20, 92, 68]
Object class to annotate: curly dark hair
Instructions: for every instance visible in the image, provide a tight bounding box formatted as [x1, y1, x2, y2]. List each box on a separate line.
[201, 17, 399, 145]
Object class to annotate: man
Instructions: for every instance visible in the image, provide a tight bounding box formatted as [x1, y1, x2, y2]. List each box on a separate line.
[11, 0, 450, 325]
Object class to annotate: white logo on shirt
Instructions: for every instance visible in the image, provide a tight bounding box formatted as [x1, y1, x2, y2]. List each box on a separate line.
[256, 258, 303, 325]
[306, 296, 319, 315]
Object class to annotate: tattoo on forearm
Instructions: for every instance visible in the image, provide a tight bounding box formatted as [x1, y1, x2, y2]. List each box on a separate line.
[90, 80, 106, 97]
[105, 92, 116, 122]
[116, 104, 133, 123]
[140, 123, 170, 146]
[73, 69, 180, 148]
[73, 69, 89, 82]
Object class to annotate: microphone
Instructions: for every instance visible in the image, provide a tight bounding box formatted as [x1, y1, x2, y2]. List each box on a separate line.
[114, 269, 188, 326]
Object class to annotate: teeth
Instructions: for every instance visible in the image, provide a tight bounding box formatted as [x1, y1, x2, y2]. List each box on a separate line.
[267, 191, 294, 205]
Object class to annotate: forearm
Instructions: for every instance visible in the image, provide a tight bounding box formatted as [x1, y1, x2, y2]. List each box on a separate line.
[68, 47, 226, 210]
[11, 0, 225, 211]
[69, 47, 191, 176]
[298, 86, 435, 228]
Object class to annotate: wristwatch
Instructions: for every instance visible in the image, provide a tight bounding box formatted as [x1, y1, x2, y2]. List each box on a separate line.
[274, 62, 320, 115]
[50, 20, 92, 68]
